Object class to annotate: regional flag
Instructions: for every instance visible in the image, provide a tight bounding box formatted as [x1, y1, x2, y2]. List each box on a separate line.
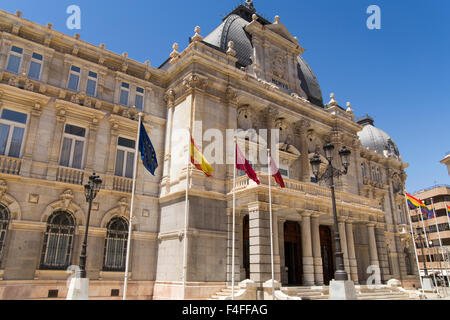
[236, 144, 260, 185]
[190, 137, 214, 177]
[138, 121, 158, 176]
[269, 155, 285, 188]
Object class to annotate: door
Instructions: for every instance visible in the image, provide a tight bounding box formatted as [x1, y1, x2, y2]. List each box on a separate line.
[320, 225, 334, 285]
[284, 221, 303, 285]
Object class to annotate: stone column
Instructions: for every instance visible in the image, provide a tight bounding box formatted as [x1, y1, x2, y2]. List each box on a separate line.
[338, 218, 351, 276]
[46, 111, 66, 181]
[84, 121, 99, 174]
[346, 220, 359, 283]
[300, 211, 314, 286]
[0, 39, 11, 70]
[311, 213, 324, 285]
[104, 123, 119, 190]
[248, 202, 271, 285]
[226, 208, 240, 284]
[367, 223, 380, 267]
[272, 212, 281, 282]
[20, 105, 42, 177]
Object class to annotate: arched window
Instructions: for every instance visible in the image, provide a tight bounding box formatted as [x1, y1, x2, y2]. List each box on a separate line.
[377, 168, 382, 182]
[40, 211, 75, 270]
[0, 204, 10, 265]
[371, 167, 376, 181]
[103, 217, 128, 271]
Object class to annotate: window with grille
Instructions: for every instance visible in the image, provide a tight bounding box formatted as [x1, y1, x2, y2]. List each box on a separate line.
[0, 205, 10, 266]
[103, 217, 128, 272]
[40, 211, 75, 270]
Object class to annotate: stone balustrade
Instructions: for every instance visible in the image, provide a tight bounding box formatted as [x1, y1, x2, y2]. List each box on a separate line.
[0, 155, 22, 175]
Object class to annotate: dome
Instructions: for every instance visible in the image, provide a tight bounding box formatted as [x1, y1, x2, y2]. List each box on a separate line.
[203, 11, 324, 107]
[357, 116, 400, 159]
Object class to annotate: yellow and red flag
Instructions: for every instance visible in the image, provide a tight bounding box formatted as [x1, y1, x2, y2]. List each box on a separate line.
[190, 137, 213, 177]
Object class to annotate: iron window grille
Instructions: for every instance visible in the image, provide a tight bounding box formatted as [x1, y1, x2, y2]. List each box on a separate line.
[103, 217, 128, 272]
[40, 211, 75, 270]
[0, 205, 10, 266]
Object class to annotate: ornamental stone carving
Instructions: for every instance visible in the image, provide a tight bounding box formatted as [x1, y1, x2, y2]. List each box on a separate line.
[182, 74, 208, 92]
[164, 89, 176, 107]
[272, 51, 287, 79]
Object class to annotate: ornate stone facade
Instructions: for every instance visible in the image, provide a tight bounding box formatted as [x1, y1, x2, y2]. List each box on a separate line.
[0, 4, 418, 300]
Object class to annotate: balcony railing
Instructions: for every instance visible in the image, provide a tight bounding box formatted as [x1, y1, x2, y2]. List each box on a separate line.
[0, 155, 21, 175]
[227, 172, 378, 208]
[56, 166, 85, 185]
[113, 176, 133, 193]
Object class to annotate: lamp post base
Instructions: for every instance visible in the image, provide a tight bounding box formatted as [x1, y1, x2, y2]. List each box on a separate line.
[66, 277, 89, 300]
[421, 276, 435, 292]
[329, 280, 356, 300]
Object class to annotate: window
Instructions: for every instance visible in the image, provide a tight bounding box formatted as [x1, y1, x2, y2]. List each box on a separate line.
[405, 249, 413, 275]
[103, 217, 128, 271]
[135, 87, 144, 110]
[361, 163, 366, 178]
[0, 109, 28, 158]
[67, 65, 81, 91]
[86, 71, 98, 97]
[377, 168, 382, 182]
[120, 82, 130, 106]
[40, 211, 75, 270]
[279, 168, 289, 178]
[28, 52, 43, 80]
[371, 167, 376, 181]
[115, 137, 135, 178]
[59, 124, 86, 169]
[0, 204, 10, 266]
[6, 46, 23, 74]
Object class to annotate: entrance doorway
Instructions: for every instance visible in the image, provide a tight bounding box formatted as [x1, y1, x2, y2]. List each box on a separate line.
[320, 226, 334, 285]
[284, 221, 303, 285]
[243, 215, 250, 279]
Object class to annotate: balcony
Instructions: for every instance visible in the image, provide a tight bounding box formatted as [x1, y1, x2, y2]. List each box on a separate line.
[227, 172, 378, 208]
[56, 166, 85, 185]
[112, 176, 133, 193]
[0, 155, 21, 175]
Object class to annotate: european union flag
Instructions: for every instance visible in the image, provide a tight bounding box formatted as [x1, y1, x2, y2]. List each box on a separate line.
[138, 121, 158, 176]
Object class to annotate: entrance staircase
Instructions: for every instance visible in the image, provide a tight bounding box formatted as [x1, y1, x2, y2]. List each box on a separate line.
[208, 283, 419, 300]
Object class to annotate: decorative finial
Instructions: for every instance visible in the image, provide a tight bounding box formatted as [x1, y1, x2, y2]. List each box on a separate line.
[274, 15, 280, 24]
[245, 0, 255, 11]
[252, 14, 258, 22]
[100, 43, 106, 49]
[192, 26, 203, 42]
[346, 102, 354, 114]
[74, 33, 80, 40]
[122, 52, 128, 58]
[145, 60, 150, 67]
[328, 93, 338, 106]
[227, 41, 236, 57]
[46, 23, 53, 30]
[170, 43, 180, 64]
[15, 10, 22, 18]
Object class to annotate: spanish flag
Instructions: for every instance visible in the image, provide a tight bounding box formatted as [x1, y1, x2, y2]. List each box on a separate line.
[190, 137, 213, 177]
[406, 193, 422, 210]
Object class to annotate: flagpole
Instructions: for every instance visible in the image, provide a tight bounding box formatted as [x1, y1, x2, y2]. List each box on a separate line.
[431, 198, 450, 291]
[417, 204, 439, 294]
[232, 137, 237, 300]
[182, 130, 190, 300]
[404, 192, 425, 296]
[268, 148, 275, 300]
[445, 202, 450, 285]
[122, 112, 142, 300]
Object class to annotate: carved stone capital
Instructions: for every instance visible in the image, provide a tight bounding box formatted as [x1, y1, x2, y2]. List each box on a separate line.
[183, 74, 208, 92]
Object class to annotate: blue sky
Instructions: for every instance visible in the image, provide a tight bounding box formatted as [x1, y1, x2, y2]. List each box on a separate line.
[2, 0, 449, 193]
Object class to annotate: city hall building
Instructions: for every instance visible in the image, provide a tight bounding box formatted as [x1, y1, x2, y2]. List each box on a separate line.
[0, 2, 419, 300]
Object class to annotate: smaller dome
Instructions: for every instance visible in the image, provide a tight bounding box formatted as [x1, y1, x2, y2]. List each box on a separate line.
[357, 115, 400, 159]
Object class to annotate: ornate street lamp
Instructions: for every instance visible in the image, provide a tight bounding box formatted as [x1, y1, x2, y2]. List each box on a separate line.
[310, 143, 351, 281]
[79, 173, 102, 278]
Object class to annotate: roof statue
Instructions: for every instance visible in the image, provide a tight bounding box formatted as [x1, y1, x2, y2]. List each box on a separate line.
[245, 0, 255, 12]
